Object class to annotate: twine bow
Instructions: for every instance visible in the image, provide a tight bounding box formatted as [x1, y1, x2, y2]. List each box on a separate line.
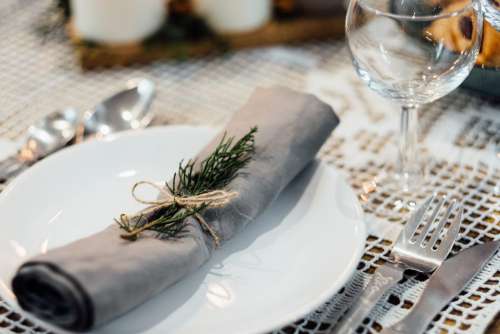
[119, 181, 238, 247]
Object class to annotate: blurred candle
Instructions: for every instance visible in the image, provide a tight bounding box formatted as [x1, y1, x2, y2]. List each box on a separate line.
[70, 0, 167, 44]
[194, 0, 271, 33]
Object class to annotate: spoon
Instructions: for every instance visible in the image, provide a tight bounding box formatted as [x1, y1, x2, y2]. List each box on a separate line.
[0, 78, 156, 181]
[0, 108, 79, 181]
[81, 78, 156, 139]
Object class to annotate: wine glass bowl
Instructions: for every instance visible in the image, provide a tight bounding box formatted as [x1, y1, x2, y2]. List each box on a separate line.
[346, 0, 483, 105]
[345, 0, 483, 191]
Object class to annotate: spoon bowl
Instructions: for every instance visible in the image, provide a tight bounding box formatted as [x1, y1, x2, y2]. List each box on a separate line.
[23, 108, 79, 160]
[0, 108, 79, 181]
[83, 78, 155, 137]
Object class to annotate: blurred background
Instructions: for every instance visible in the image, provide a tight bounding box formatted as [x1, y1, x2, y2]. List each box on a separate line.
[0, 0, 497, 143]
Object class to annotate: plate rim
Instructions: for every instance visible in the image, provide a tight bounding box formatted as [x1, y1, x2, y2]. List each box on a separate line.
[0, 125, 367, 334]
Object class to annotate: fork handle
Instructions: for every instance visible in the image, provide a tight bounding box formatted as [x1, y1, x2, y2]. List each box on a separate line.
[333, 263, 405, 334]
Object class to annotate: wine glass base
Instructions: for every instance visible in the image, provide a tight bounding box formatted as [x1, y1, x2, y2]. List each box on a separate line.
[358, 164, 428, 216]
[392, 169, 425, 193]
[368, 163, 426, 193]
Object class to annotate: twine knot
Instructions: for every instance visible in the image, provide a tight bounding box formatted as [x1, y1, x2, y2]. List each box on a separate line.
[120, 181, 238, 247]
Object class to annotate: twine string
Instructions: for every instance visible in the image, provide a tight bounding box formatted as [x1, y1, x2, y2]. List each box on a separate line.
[121, 181, 238, 247]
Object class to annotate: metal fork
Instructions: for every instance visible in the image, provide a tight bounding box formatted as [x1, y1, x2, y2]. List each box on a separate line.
[332, 194, 463, 334]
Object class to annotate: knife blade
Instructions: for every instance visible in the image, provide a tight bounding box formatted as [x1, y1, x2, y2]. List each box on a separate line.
[381, 239, 500, 334]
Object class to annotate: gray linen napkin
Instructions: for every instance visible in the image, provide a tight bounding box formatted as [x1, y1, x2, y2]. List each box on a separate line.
[12, 86, 339, 332]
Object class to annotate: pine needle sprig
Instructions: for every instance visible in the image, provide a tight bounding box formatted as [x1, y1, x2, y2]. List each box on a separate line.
[166, 127, 257, 197]
[117, 127, 257, 241]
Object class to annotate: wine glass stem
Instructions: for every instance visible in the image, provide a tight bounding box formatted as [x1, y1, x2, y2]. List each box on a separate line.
[396, 104, 422, 191]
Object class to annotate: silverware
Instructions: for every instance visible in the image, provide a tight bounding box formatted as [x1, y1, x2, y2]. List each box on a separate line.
[0, 78, 155, 181]
[82, 78, 155, 139]
[0, 108, 78, 181]
[333, 194, 463, 334]
[381, 239, 500, 334]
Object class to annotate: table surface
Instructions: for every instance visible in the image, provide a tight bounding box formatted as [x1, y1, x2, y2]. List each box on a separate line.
[0, 1, 498, 334]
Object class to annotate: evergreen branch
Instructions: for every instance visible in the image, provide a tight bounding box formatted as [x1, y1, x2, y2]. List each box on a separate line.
[117, 127, 257, 240]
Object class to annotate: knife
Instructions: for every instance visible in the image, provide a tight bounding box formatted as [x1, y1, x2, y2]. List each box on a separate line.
[381, 239, 500, 334]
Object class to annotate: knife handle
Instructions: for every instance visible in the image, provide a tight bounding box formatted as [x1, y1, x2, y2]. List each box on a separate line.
[333, 263, 405, 334]
[384, 276, 458, 334]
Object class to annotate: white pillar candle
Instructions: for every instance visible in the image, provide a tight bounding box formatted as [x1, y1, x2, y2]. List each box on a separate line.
[70, 0, 167, 44]
[194, 0, 271, 34]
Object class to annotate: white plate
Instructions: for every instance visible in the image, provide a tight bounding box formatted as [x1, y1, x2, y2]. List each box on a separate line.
[0, 126, 366, 334]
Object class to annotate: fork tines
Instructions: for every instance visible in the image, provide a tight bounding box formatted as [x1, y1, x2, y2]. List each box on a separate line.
[402, 194, 463, 257]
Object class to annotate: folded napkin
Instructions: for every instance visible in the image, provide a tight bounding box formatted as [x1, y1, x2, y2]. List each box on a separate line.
[12, 86, 339, 332]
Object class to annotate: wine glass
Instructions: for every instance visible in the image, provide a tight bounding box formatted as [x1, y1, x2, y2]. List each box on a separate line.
[345, 0, 483, 192]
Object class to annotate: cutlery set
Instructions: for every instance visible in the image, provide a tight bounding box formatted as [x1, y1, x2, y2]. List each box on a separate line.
[0, 78, 155, 181]
[334, 195, 499, 334]
[382, 239, 500, 334]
